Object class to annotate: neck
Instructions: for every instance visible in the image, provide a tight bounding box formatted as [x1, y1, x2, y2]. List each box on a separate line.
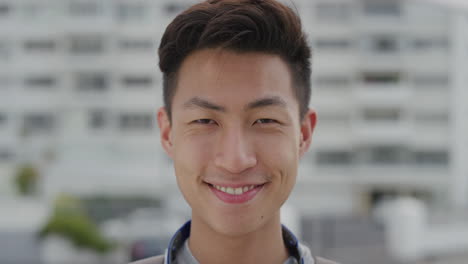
[188, 213, 289, 264]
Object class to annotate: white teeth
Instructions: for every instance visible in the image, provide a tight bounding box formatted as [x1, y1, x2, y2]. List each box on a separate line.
[226, 187, 234, 194]
[212, 184, 259, 195]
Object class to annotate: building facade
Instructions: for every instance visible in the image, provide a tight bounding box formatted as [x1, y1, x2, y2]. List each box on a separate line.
[0, 0, 467, 216]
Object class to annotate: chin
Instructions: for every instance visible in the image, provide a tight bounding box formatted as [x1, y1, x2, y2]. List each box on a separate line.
[208, 212, 269, 237]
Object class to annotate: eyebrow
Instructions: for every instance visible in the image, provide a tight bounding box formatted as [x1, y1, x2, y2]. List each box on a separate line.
[182, 96, 287, 112]
[244, 96, 287, 110]
[183, 97, 226, 112]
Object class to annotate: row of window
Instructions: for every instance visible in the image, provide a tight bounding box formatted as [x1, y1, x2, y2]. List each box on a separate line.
[15, 72, 446, 91]
[0, 74, 156, 90]
[315, 1, 401, 21]
[99, 112, 154, 131]
[314, 0, 448, 21]
[0, 147, 453, 166]
[315, 148, 449, 166]
[0, 147, 452, 165]
[0, 1, 448, 21]
[1, 35, 449, 59]
[314, 73, 449, 87]
[314, 36, 450, 53]
[0, 1, 187, 21]
[0, 37, 156, 59]
[0, 110, 449, 135]
[0, 112, 155, 134]
[318, 111, 449, 124]
[89, 111, 154, 131]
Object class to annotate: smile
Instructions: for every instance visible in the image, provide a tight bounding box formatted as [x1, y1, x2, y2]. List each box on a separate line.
[206, 183, 266, 204]
[212, 184, 257, 195]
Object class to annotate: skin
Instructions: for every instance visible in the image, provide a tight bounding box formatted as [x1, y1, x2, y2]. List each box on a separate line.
[157, 48, 316, 264]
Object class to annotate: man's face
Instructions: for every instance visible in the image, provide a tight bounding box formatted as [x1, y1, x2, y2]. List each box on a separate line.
[158, 49, 316, 236]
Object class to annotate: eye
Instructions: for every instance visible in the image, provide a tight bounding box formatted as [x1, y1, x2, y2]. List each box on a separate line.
[191, 119, 217, 125]
[254, 119, 278, 125]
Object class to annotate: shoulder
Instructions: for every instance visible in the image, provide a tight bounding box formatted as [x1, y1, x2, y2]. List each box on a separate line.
[128, 255, 165, 264]
[315, 256, 340, 264]
[297, 243, 339, 264]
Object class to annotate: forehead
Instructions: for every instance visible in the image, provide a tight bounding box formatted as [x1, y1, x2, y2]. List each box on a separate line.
[173, 49, 296, 108]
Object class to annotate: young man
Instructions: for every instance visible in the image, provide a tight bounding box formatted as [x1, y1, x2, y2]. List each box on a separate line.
[131, 0, 338, 263]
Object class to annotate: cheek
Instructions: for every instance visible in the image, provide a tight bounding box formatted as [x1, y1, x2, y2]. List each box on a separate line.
[172, 133, 214, 173]
[172, 135, 214, 206]
[254, 133, 299, 198]
[254, 132, 299, 166]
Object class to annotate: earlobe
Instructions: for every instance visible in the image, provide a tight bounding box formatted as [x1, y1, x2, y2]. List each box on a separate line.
[157, 107, 173, 158]
[299, 109, 317, 157]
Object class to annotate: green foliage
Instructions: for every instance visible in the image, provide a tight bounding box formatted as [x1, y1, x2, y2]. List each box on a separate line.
[14, 164, 39, 196]
[38, 194, 114, 254]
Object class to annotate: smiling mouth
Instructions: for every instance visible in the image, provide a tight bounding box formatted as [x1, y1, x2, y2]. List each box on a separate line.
[205, 182, 266, 204]
[208, 183, 264, 195]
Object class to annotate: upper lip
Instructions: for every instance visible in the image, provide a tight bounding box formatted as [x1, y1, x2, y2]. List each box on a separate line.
[204, 181, 266, 188]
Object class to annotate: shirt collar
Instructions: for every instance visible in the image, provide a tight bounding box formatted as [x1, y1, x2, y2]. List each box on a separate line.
[164, 220, 303, 264]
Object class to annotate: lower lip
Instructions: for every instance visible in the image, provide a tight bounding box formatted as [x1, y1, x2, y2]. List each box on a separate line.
[208, 184, 264, 204]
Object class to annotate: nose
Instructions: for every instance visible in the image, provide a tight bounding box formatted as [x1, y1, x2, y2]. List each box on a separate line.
[214, 127, 257, 174]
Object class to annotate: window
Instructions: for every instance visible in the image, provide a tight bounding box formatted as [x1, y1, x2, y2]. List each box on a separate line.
[0, 149, 13, 161]
[316, 150, 353, 165]
[363, 0, 401, 16]
[22, 2, 48, 19]
[89, 110, 108, 130]
[75, 73, 108, 92]
[0, 3, 10, 16]
[69, 1, 101, 16]
[370, 35, 398, 53]
[23, 113, 55, 134]
[315, 39, 352, 50]
[0, 113, 6, 126]
[363, 108, 400, 122]
[315, 2, 352, 21]
[413, 75, 449, 88]
[411, 37, 449, 52]
[414, 113, 449, 125]
[0, 41, 11, 60]
[119, 113, 153, 131]
[122, 76, 153, 88]
[414, 151, 449, 166]
[362, 72, 400, 84]
[364, 146, 407, 164]
[117, 3, 146, 21]
[24, 40, 56, 53]
[25, 76, 56, 89]
[119, 39, 154, 51]
[70, 35, 104, 54]
[315, 76, 351, 88]
[0, 75, 10, 89]
[318, 113, 350, 125]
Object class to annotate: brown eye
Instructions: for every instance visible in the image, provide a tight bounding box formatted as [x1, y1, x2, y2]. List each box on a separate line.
[254, 119, 278, 125]
[192, 119, 217, 125]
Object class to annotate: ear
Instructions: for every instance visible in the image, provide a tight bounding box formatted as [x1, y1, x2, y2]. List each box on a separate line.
[299, 109, 317, 158]
[157, 107, 174, 159]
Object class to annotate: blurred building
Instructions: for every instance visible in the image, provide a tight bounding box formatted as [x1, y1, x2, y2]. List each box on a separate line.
[293, 0, 468, 216]
[0, 0, 467, 217]
[0, 0, 196, 198]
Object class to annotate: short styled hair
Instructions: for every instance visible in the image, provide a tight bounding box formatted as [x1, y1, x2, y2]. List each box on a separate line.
[158, 0, 312, 120]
